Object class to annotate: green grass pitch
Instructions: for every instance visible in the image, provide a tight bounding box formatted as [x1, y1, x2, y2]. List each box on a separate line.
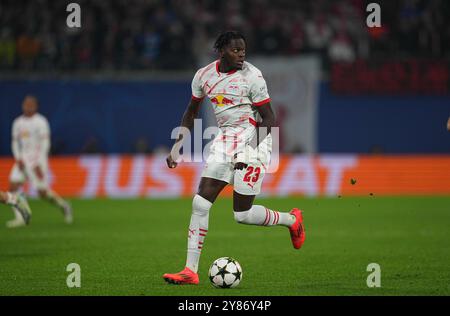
[0, 196, 449, 296]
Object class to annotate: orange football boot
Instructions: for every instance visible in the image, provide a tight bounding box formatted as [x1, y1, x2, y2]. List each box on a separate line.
[289, 208, 306, 249]
[163, 267, 199, 285]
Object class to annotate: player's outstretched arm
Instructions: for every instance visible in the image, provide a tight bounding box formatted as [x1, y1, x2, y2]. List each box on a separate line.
[11, 120, 25, 170]
[253, 102, 276, 147]
[235, 102, 276, 171]
[167, 98, 203, 169]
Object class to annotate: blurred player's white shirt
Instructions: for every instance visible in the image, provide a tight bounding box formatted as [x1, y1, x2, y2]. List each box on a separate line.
[192, 60, 272, 158]
[11, 113, 50, 168]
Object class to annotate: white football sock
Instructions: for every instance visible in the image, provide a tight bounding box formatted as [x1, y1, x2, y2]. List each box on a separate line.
[12, 207, 23, 220]
[234, 205, 296, 227]
[186, 194, 212, 273]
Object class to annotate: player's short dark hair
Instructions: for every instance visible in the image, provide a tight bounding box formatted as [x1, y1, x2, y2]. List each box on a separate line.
[214, 31, 246, 52]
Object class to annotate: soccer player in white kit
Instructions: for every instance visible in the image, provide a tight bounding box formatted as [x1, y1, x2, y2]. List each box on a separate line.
[7, 95, 73, 228]
[163, 31, 305, 285]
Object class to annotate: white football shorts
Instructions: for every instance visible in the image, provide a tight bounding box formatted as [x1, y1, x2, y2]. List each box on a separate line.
[201, 136, 272, 196]
[9, 160, 49, 191]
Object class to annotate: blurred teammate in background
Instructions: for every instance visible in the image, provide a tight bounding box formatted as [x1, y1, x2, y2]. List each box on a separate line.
[0, 191, 32, 225]
[6, 95, 73, 228]
[163, 31, 305, 285]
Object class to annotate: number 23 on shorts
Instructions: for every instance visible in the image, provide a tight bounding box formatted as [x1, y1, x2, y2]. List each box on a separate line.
[243, 166, 261, 183]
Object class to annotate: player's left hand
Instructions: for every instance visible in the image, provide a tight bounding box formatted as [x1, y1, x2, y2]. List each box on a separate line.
[234, 145, 258, 169]
[234, 162, 248, 170]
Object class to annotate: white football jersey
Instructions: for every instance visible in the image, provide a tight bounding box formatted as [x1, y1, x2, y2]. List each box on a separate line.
[192, 60, 271, 156]
[11, 113, 50, 166]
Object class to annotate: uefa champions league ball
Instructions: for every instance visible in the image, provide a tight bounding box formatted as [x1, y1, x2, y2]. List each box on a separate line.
[208, 257, 243, 288]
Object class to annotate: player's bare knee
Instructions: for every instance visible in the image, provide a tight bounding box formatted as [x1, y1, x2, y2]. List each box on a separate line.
[196, 190, 215, 204]
[233, 192, 255, 213]
[9, 182, 21, 192]
[38, 189, 48, 199]
[197, 179, 226, 203]
[233, 204, 248, 213]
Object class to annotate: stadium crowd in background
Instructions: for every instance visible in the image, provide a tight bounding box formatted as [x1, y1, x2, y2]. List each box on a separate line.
[0, 0, 449, 73]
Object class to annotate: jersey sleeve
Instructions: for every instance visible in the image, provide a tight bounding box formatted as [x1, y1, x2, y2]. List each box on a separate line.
[39, 117, 51, 156]
[12, 119, 19, 141]
[191, 69, 205, 101]
[249, 73, 271, 106]
[40, 117, 50, 139]
[11, 119, 21, 160]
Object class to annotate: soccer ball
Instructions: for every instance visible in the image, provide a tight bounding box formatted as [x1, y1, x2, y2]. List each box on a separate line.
[208, 257, 243, 288]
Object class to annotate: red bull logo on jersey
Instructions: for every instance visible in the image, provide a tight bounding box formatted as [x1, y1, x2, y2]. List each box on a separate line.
[210, 95, 234, 107]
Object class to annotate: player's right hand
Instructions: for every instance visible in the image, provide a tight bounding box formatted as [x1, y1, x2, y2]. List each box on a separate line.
[166, 154, 178, 169]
